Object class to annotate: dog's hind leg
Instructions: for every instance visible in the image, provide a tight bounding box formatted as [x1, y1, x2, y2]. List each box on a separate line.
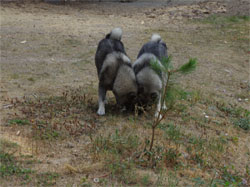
[97, 84, 107, 115]
[155, 94, 162, 118]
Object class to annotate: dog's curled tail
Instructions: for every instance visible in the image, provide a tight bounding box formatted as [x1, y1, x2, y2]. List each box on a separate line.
[151, 34, 161, 43]
[106, 28, 122, 40]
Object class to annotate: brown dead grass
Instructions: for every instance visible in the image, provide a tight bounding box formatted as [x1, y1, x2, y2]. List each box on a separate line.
[0, 2, 249, 186]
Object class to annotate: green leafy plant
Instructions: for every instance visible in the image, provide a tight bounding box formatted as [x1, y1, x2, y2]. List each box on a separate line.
[36, 172, 59, 186]
[0, 151, 32, 179]
[233, 117, 250, 131]
[8, 119, 30, 126]
[149, 57, 197, 151]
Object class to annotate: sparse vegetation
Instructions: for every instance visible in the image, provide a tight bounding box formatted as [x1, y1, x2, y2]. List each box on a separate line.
[148, 57, 197, 152]
[36, 172, 59, 186]
[1, 2, 249, 186]
[233, 117, 250, 131]
[8, 119, 30, 126]
[0, 139, 33, 181]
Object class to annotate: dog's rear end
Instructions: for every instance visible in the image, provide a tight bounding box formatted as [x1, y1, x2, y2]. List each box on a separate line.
[133, 34, 168, 117]
[95, 28, 137, 115]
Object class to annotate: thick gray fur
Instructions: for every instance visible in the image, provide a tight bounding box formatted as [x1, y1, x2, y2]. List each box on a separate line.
[95, 28, 138, 115]
[133, 34, 168, 117]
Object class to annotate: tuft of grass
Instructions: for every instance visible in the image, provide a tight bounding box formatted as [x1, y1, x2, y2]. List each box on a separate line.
[167, 171, 179, 187]
[8, 119, 30, 126]
[92, 129, 140, 158]
[164, 148, 181, 168]
[64, 38, 82, 47]
[141, 174, 152, 186]
[10, 73, 19, 79]
[233, 117, 250, 131]
[27, 77, 35, 82]
[216, 101, 250, 130]
[0, 152, 33, 179]
[216, 102, 248, 118]
[201, 15, 250, 25]
[220, 166, 244, 187]
[197, 15, 250, 52]
[164, 123, 182, 145]
[36, 172, 59, 186]
[0, 139, 19, 151]
[108, 158, 136, 185]
[0, 139, 33, 180]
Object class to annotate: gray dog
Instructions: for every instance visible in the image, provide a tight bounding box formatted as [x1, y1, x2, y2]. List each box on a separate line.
[95, 28, 138, 115]
[133, 34, 168, 117]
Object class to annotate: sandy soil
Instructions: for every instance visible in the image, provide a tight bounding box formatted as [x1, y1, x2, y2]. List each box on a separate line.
[0, 1, 249, 186]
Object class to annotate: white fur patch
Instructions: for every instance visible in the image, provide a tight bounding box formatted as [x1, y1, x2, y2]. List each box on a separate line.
[97, 103, 105, 115]
[110, 28, 122, 40]
[151, 34, 161, 43]
[133, 53, 157, 68]
[121, 53, 131, 63]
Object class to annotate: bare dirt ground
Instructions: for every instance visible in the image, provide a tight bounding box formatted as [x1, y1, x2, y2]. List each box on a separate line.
[0, 1, 249, 186]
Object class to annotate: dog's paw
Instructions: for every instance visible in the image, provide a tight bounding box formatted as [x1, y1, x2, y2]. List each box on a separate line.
[97, 107, 105, 116]
[163, 103, 167, 110]
[155, 111, 162, 119]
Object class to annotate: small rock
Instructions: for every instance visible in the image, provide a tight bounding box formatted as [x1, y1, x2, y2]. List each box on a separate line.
[182, 152, 189, 158]
[65, 143, 74, 148]
[3, 104, 13, 109]
[242, 178, 248, 185]
[238, 98, 242, 102]
[224, 69, 231, 73]
[20, 40, 27, 44]
[141, 21, 144, 25]
[16, 131, 20, 136]
[93, 178, 99, 183]
[148, 15, 156, 18]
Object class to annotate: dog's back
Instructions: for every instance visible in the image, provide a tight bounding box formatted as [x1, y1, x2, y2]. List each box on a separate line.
[95, 28, 137, 115]
[137, 34, 167, 61]
[133, 34, 168, 116]
[95, 28, 126, 77]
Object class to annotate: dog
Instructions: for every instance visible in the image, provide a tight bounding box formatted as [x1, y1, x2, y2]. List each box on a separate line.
[133, 34, 168, 117]
[95, 28, 138, 115]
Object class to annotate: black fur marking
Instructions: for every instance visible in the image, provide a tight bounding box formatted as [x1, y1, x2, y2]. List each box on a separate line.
[95, 38, 127, 76]
[137, 41, 168, 61]
[105, 33, 111, 39]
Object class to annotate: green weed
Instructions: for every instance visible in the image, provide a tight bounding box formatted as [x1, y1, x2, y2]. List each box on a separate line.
[233, 117, 250, 131]
[92, 129, 140, 157]
[0, 151, 32, 179]
[220, 166, 243, 186]
[0, 139, 19, 151]
[108, 158, 136, 185]
[164, 123, 182, 145]
[10, 73, 19, 79]
[164, 148, 181, 168]
[8, 119, 30, 126]
[0, 139, 33, 180]
[64, 38, 82, 47]
[167, 171, 179, 187]
[201, 15, 250, 25]
[141, 174, 152, 186]
[27, 77, 35, 82]
[36, 172, 59, 186]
